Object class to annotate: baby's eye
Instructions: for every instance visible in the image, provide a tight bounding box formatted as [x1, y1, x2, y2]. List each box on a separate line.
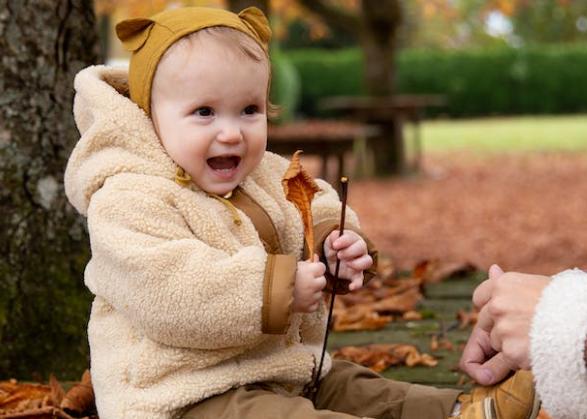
[194, 107, 213, 117]
[243, 105, 259, 115]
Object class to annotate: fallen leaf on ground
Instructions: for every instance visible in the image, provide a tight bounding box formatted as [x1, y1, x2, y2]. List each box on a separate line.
[0, 381, 53, 411]
[332, 344, 438, 372]
[430, 335, 454, 352]
[376, 256, 395, 280]
[372, 287, 422, 314]
[414, 259, 478, 284]
[402, 310, 422, 321]
[457, 307, 479, 329]
[61, 370, 94, 416]
[0, 371, 96, 419]
[333, 304, 393, 331]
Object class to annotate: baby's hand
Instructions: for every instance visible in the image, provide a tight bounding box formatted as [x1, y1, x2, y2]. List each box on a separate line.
[292, 256, 327, 313]
[324, 230, 372, 292]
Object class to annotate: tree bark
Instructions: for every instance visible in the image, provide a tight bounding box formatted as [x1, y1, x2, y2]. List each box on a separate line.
[360, 0, 405, 175]
[0, 0, 99, 379]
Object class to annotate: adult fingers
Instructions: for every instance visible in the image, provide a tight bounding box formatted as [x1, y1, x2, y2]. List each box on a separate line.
[472, 279, 494, 309]
[459, 326, 495, 381]
[488, 264, 504, 280]
[476, 304, 495, 334]
[478, 352, 515, 385]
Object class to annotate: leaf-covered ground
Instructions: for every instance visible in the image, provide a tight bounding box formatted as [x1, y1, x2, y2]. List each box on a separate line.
[348, 151, 587, 275]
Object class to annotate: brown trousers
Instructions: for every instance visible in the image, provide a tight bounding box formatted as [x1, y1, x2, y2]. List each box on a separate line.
[183, 361, 460, 419]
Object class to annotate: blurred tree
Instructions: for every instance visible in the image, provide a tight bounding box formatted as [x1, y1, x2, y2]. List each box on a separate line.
[297, 0, 400, 96]
[0, 0, 99, 379]
[297, 0, 405, 174]
[492, 0, 587, 45]
[403, 0, 587, 49]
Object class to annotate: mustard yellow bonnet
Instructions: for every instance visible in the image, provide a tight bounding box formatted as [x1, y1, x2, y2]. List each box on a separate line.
[115, 7, 271, 116]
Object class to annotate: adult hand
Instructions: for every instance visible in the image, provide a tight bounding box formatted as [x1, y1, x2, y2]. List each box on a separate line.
[474, 267, 551, 370]
[460, 265, 516, 385]
[460, 265, 551, 384]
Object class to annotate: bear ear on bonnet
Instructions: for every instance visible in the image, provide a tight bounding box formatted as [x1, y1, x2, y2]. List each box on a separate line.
[115, 18, 155, 52]
[238, 7, 271, 48]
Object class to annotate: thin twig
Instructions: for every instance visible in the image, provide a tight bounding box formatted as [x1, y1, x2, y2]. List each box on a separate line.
[311, 177, 349, 404]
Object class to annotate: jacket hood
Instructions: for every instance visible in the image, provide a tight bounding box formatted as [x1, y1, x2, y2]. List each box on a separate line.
[64, 65, 176, 215]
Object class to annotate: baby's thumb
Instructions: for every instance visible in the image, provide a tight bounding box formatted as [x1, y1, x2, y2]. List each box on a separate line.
[488, 264, 504, 280]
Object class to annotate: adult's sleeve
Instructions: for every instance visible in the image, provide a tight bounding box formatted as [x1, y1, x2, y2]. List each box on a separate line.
[530, 268, 587, 419]
[86, 184, 271, 350]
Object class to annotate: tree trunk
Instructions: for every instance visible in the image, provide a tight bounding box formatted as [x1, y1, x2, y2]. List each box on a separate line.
[0, 0, 99, 379]
[297, 0, 406, 175]
[360, 0, 405, 175]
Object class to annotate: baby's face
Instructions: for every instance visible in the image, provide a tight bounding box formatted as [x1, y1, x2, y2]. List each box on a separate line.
[151, 37, 269, 196]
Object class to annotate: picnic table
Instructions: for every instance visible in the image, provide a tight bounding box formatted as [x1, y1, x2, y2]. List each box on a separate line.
[319, 95, 446, 174]
[268, 120, 380, 185]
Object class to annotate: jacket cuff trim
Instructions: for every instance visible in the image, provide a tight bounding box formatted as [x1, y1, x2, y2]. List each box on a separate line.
[262, 254, 296, 335]
[530, 268, 587, 419]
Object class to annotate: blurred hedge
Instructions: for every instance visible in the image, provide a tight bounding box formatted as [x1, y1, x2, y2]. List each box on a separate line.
[285, 44, 587, 117]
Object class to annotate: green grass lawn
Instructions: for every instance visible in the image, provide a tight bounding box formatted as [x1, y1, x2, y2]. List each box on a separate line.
[417, 114, 587, 154]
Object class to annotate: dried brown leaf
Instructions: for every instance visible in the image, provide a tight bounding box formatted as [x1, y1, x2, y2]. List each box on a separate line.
[333, 304, 392, 331]
[429, 335, 454, 352]
[48, 375, 64, 407]
[372, 287, 422, 314]
[332, 343, 438, 372]
[402, 310, 422, 321]
[457, 307, 479, 329]
[0, 381, 50, 411]
[282, 150, 321, 256]
[414, 259, 478, 284]
[0, 406, 75, 419]
[61, 370, 95, 416]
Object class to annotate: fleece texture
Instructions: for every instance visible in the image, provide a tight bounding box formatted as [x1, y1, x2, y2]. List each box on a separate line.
[64, 65, 361, 419]
[530, 268, 587, 419]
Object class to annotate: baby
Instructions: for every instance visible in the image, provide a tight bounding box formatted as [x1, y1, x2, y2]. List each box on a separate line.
[64, 6, 538, 419]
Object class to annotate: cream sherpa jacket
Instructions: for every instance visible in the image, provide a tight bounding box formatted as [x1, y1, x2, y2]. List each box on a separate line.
[64, 65, 373, 419]
[530, 268, 587, 419]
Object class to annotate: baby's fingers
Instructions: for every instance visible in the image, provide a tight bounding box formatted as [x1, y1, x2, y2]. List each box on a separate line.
[348, 275, 364, 292]
[332, 230, 361, 250]
[347, 254, 373, 271]
[337, 239, 367, 260]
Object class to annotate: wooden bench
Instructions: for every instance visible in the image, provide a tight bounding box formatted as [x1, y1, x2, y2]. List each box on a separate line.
[268, 120, 380, 185]
[319, 95, 446, 173]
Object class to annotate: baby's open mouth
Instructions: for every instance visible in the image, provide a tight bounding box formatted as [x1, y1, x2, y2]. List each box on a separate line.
[207, 155, 241, 172]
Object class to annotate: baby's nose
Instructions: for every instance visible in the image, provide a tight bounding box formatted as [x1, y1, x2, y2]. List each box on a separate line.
[216, 121, 243, 143]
